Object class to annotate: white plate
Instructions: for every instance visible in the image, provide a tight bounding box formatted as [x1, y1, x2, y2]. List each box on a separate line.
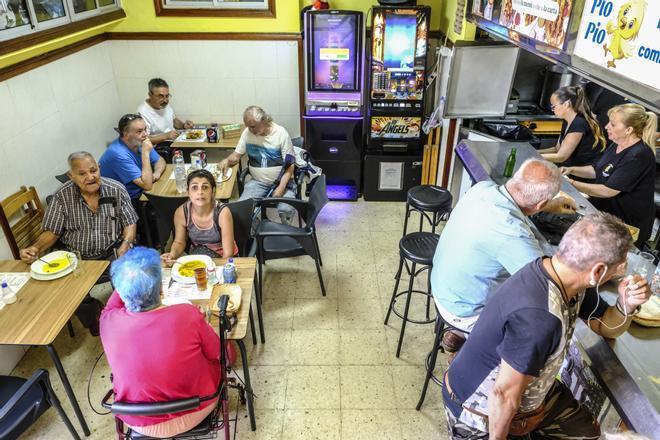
[175, 130, 207, 143]
[171, 255, 215, 285]
[30, 266, 73, 281]
[30, 251, 76, 276]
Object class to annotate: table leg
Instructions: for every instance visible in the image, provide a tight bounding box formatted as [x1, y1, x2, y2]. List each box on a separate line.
[236, 339, 256, 431]
[47, 344, 91, 436]
[253, 278, 265, 343]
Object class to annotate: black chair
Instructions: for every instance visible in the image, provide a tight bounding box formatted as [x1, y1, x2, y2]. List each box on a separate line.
[403, 185, 452, 236]
[142, 194, 188, 252]
[416, 310, 469, 410]
[55, 173, 71, 184]
[227, 199, 265, 344]
[255, 175, 328, 297]
[0, 369, 80, 440]
[384, 231, 439, 357]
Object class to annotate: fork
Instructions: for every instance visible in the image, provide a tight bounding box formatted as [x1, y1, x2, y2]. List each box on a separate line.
[38, 257, 58, 267]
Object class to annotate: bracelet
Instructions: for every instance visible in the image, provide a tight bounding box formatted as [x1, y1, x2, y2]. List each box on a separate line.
[616, 299, 641, 316]
[122, 239, 135, 248]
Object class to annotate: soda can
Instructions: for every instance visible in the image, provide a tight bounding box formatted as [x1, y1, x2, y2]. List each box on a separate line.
[206, 125, 218, 143]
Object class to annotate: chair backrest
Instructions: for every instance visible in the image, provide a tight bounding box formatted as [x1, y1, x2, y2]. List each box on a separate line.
[226, 199, 255, 257]
[305, 175, 328, 228]
[55, 173, 70, 184]
[292, 136, 304, 149]
[0, 186, 45, 259]
[142, 193, 188, 250]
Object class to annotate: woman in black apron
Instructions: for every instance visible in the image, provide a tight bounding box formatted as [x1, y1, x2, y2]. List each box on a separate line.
[561, 104, 657, 247]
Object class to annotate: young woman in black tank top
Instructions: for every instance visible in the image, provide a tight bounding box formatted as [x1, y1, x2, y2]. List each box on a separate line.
[161, 169, 237, 266]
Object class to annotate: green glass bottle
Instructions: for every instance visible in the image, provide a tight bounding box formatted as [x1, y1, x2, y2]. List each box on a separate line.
[503, 148, 517, 178]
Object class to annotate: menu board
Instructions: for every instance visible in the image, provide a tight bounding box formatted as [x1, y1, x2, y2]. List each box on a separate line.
[470, 0, 574, 49]
[573, 0, 659, 92]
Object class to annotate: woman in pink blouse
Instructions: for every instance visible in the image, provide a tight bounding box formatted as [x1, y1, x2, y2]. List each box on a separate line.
[100, 247, 226, 438]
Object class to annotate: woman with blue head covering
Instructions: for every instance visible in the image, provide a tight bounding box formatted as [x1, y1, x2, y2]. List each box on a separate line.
[100, 247, 230, 438]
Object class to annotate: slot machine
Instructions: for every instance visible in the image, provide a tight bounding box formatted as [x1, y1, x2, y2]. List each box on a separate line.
[363, 6, 430, 201]
[303, 10, 364, 200]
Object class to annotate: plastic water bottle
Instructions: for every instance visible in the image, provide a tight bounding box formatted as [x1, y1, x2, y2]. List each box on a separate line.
[1, 281, 16, 304]
[223, 258, 237, 284]
[174, 150, 187, 194]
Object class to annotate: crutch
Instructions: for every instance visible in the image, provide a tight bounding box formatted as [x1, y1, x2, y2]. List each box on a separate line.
[251, 153, 296, 223]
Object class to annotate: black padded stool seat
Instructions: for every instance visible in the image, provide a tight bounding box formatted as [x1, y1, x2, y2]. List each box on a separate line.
[385, 231, 440, 358]
[403, 185, 452, 236]
[407, 185, 452, 211]
[399, 232, 439, 265]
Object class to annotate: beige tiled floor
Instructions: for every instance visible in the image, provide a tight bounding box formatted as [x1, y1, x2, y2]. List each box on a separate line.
[13, 199, 450, 439]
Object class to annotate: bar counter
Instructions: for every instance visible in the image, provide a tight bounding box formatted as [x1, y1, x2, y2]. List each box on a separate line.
[454, 139, 660, 436]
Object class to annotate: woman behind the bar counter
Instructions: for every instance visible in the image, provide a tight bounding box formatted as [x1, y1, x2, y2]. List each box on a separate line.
[562, 103, 657, 247]
[539, 86, 606, 167]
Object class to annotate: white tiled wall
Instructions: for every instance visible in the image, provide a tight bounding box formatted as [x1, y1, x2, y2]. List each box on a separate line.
[0, 43, 122, 374]
[0, 38, 301, 373]
[109, 39, 301, 137]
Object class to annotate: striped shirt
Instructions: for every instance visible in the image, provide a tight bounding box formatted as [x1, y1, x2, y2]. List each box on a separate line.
[43, 178, 138, 258]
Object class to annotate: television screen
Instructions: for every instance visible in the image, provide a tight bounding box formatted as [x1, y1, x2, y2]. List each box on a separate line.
[311, 13, 359, 91]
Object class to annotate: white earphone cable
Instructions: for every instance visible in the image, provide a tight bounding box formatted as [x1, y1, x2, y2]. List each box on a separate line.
[586, 265, 630, 330]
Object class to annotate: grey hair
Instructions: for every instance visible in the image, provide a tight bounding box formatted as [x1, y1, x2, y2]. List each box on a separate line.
[243, 105, 273, 123]
[67, 151, 96, 168]
[556, 212, 632, 271]
[506, 159, 561, 208]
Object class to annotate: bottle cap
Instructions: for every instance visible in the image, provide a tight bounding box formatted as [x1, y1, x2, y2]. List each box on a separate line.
[1, 281, 7, 288]
[228, 258, 234, 263]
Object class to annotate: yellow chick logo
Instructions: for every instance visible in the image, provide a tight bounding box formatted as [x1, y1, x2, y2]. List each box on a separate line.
[603, 0, 647, 68]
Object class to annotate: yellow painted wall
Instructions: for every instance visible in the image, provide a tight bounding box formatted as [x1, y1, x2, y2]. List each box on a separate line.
[299, 0, 475, 41]
[0, 19, 121, 69]
[1, 0, 299, 69]
[113, 0, 300, 33]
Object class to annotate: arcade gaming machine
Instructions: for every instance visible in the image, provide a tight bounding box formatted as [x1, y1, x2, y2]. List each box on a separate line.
[303, 10, 364, 201]
[363, 6, 430, 201]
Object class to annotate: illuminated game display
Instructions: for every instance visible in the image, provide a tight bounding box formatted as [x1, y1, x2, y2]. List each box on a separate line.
[309, 13, 359, 92]
[368, 7, 430, 147]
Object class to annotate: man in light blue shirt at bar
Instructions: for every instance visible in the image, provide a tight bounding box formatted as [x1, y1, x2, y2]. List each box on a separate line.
[431, 159, 575, 347]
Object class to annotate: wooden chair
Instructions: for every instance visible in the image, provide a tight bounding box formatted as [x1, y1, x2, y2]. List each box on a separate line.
[0, 186, 45, 260]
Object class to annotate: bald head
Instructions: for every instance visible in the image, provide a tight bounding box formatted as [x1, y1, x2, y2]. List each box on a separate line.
[505, 159, 561, 213]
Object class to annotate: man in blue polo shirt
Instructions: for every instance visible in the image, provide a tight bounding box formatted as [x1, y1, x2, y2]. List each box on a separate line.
[100, 114, 166, 246]
[431, 159, 575, 352]
[442, 213, 651, 439]
[99, 114, 166, 202]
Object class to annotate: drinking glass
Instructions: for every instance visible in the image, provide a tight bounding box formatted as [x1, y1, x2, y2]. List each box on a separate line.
[633, 252, 655, 282]
[194, 267, 208, 291]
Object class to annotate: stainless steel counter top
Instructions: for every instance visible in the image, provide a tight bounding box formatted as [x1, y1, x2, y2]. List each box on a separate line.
[455, 139, 660, 436]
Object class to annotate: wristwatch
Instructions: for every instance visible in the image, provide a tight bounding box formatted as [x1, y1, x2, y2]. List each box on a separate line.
[121, 239, 135, 249]
[616, 299, 641, 316]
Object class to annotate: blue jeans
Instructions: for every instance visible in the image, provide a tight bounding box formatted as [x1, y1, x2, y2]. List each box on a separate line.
[240, 179, 297, 224]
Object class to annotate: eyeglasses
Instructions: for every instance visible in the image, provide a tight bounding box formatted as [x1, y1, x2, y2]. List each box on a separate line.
[151, 93, 172, 99]
[117, 114, 143, 135]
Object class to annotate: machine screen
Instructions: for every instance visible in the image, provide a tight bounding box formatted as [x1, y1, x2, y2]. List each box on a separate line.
[370, 9, 428, 101]
[311, 14, 359, 91]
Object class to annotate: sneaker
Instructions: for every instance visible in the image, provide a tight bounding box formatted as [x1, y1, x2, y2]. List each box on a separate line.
[441, 330, 466, 353]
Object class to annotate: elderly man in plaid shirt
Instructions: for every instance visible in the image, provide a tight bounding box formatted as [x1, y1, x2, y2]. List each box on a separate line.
[19, 151, 138, 264]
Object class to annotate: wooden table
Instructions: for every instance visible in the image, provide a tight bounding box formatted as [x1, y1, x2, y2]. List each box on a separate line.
[171, 125, 242, 151]
[142, 163, 239, 202]
[180, 257, 258, 431]
[0, 259, 109, 436]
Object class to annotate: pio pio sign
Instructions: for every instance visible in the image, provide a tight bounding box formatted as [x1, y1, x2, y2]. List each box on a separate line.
[573, 0, 659, 91]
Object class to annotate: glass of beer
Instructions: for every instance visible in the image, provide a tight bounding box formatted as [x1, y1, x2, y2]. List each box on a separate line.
[194, 267, 208, 291]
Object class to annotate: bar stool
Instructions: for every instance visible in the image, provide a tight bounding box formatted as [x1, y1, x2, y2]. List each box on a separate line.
[416, 311, 469, 410]
[384, 231, 439, 357]
[403, 185, 452, 236]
